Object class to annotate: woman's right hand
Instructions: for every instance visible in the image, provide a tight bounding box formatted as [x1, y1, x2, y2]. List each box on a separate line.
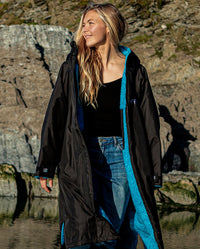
[40, 177, 53, 193]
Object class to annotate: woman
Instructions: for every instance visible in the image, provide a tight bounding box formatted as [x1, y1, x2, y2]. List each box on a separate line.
[36, 3, 164, 249]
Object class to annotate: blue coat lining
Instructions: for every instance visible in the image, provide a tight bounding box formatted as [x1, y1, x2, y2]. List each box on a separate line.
[120, 46, 159, 249]
[61, 222, 65, 245]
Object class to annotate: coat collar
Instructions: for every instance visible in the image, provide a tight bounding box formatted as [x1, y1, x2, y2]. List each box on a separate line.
[119, 45, 140, 70]
[119, 46, 140, 109]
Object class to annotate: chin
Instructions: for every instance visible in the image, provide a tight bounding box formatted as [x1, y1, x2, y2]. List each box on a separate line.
[85, 42, 96, 48]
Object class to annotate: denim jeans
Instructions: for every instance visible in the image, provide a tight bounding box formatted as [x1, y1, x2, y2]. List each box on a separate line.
[71, 136, 138, 249]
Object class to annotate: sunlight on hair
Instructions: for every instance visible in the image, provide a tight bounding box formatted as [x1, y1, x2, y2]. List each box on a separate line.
[75, 3, 127, 107]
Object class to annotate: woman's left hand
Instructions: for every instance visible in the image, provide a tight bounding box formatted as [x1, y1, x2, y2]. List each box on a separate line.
[40, 177, 53, 193]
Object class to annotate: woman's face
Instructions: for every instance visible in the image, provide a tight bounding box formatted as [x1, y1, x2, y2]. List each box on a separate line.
[82, 10, 109, 48]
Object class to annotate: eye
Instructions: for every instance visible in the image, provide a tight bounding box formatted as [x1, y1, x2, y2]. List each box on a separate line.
[89, 21, 94, 25]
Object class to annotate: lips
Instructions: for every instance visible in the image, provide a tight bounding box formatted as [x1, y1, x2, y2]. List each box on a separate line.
[84, 34, 92, 40]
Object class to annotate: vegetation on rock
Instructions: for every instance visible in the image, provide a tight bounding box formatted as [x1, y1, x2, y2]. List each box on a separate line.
[0, 164, 16, 180]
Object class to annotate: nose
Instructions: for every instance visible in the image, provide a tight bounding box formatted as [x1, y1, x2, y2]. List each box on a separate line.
[82, 23, 88, 33]
[82, 28, 87, 35]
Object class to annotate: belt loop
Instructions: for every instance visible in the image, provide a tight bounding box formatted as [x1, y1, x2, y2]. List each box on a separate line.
[113, 136, 117, 146]
[97, 137, 101, 146]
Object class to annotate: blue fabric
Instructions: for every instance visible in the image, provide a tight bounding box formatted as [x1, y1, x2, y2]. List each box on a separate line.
[155, 185, 162, 188]
[34, 176, 48, 179]
[34, 176, 53, 180]
[120, 46, 159, 249]
[98, 206, 113, 228]
[61, 222, 65, 245]
[119, 46, 131, 110]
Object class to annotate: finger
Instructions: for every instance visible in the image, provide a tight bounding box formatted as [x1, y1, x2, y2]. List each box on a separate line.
[40, 177, 51, 193]
[49, 179, 53, 188]
[40, 177, 47, 188]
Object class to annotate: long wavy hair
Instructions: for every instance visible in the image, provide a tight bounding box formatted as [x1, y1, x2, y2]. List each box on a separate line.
[75, 3, 127, 106]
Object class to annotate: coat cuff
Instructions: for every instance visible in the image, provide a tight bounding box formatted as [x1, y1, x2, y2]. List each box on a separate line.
[35, 176, 53, 180]
[154, 175, 162, 188]
[35, 166, 55, 179]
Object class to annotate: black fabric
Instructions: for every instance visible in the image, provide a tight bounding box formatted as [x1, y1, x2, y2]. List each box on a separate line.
[83, 78, 122, 136]
[35, 43, 164, 249]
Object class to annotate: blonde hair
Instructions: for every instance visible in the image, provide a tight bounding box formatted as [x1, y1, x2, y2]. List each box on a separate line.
[75, 3, 127, 106]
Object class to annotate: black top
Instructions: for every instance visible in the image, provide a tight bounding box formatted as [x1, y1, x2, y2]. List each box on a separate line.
[83, 78, 122, 136]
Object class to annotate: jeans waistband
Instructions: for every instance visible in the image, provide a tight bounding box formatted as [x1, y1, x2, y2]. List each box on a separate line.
[85, 136, 123, 147]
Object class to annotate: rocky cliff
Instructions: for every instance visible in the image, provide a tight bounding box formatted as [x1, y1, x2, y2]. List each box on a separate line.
[0, 24, 73, 173]
[0, 0, 200, 173]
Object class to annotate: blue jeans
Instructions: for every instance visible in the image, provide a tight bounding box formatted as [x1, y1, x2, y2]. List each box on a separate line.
[71, 136, 138, 249]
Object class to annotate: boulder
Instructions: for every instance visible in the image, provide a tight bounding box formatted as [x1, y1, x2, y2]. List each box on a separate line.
[155, 171, 200, 205]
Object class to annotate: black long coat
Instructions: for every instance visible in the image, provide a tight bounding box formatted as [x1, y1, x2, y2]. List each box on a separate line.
[36, 42, 164, 249]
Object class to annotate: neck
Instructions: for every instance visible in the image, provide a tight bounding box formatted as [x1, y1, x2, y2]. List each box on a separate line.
[96, 43, 121, 69]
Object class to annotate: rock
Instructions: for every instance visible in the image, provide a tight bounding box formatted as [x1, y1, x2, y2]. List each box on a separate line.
[0, 132, 40, 173]
[135, 21, 143, 28]
[161, 24, 167, 30]
[163, 171, 200, 185]
[193, 56, 200, 64]
[0, 164, 17, 197]
[143, 18, 152, 27]
[0, 164, 59, 198]
[163, 40, 176, 58]
[0, 25, 73, 173]
[0, 25, 72, 81]
[157, 179, 198, 205]
[145, 30, 153, 36]
[0, 197, 17, 226]
[155, 171, 200, 205]
[154, 28, 163, 35]
[132, 27, 139, 33]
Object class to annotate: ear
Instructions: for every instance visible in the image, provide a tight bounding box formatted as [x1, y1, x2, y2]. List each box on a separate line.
[106, 26, 109, 34]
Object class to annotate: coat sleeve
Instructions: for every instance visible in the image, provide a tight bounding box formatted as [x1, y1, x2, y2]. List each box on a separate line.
[137, 65, 162, 188]
[35, 62, 68, 179]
